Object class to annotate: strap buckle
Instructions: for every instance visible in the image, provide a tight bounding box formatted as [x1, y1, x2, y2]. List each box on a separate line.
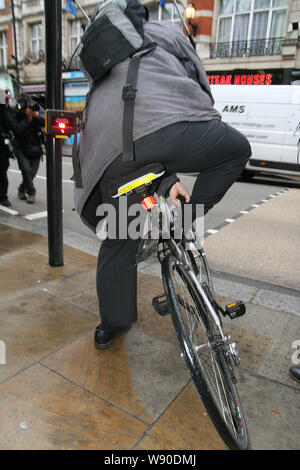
[80, 118, 87, 130]
[122, 84, 137, 102]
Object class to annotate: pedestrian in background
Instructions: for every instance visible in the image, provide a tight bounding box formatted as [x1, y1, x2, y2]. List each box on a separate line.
[5, 101, 44, 204]
[0, 91, 15, 207]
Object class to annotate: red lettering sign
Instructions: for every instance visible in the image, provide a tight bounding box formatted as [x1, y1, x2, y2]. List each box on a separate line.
[207, 73, 273, 85]
[265, 74, 272, 85]
[253, 74, 260, 85]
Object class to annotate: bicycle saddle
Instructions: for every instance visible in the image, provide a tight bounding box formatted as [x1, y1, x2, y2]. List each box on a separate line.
[109, 162, 165, 198]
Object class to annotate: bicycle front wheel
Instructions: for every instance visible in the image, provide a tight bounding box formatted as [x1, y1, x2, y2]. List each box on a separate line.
[162, 255, 250, 450]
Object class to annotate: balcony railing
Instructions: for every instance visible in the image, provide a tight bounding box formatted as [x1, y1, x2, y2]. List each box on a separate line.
[22, 0, 42, 8]
[210, 37, 284, 59]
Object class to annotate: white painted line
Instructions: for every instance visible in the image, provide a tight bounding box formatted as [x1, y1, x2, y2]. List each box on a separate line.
[36, 175, 73, 184]
[24, 211, 48, 221]
[206, 229, 218, 234]
[9, 169, 46, 180]
[0, 205, 19, 215]
[24, 210, 64, 220]
[225, 218, 235, 223]
[240, 210, 248, 214]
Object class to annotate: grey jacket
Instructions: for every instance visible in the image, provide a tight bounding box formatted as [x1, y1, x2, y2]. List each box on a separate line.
[74, 21, 220, 227]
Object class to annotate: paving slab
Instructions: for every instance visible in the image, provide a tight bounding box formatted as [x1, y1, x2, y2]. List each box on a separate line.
[222, 302, 300, 387]
[42, 328, 189, 423]
[209, 276, 258, 302]
[39, 269, 97, 298]
[0, 364, 147, 450]
[0, 224, 43, 255]
[235, 369, 300, 450]
[252, 289, 300, 317]
[136, 384, 227, 451]
[0, 222, 299, 451]
[0, 250, 83, 296]
[0, 289, 97, 384]
[203, 189, 300, 291]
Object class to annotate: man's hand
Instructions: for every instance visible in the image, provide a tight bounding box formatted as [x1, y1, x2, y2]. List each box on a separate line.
[169, 182, 191, 206]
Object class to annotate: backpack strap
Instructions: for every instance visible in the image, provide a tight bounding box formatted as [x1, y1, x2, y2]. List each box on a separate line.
[72, 122, 83, 188]
[71, 81, 101, 189]
[122, 54, 140, 162]
[122, 43, 156, 162]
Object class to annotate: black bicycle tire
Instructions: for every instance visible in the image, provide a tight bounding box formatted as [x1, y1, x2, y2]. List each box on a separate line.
[162, 254, 250, 450]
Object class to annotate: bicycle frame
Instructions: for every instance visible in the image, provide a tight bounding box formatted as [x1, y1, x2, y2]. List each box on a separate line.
[156, 194, 226, 341]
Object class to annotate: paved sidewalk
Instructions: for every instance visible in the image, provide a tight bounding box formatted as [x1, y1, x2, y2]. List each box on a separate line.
[0, 189, 299, 450]
[204, 188, 300, 291]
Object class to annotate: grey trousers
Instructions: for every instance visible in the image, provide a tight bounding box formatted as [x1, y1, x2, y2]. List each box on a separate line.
[15, 148, 40, 196]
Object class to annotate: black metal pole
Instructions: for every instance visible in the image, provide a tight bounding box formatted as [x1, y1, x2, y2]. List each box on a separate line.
[10, 0, 20, 98]
[44, 0, 64, 267]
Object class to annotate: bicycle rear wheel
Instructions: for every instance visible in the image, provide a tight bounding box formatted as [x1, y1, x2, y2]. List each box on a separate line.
[186, 244, 213, 293]
[162, 254, 250, 450]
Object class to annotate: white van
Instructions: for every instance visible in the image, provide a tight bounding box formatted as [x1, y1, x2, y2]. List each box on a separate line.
[211, 84, 300, 177]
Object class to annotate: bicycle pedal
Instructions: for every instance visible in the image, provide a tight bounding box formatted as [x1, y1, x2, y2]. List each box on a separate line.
[134, 238, 158, 265]
[152, 293, 169, 316]
[225, 301, 246, 320]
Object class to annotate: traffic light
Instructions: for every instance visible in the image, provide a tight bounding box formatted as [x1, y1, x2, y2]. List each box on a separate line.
[45, 109, 77, 137]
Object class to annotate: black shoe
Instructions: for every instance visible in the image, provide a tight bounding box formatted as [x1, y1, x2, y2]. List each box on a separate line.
[289, 366, 300, 383]
[18, 189, 26, 200]
[0, 198, 11, 207]
[26, 193, 36, 204]
[94, 323, 132, 350]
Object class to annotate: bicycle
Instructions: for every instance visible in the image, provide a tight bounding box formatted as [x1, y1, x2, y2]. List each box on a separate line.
[109, 162, 251, 450]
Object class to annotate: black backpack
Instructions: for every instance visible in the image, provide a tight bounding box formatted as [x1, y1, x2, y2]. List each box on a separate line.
[79, 0, 150, 82]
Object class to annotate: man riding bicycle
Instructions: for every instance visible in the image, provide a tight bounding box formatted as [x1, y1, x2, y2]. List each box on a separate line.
[74, 14, 251, 350]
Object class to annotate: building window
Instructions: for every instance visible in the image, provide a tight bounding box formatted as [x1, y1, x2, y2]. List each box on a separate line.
[30, 23, 43, 58]
[0, 32, 7, 67]
[69, 20, 81, 56]
[148, 2, 185, 29]
[0, 0, 5, 10]
[214, 0, 288, 57]
[23, 0, 40, 7]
